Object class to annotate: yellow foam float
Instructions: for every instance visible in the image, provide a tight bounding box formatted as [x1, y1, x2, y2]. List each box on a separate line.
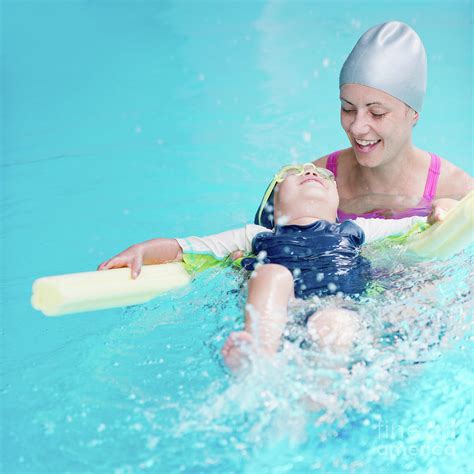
[31, 262, 191, 317]
[405, 191, 473, 259]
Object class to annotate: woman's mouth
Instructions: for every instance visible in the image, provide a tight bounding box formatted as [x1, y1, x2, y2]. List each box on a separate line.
[354, 138, 381, 153]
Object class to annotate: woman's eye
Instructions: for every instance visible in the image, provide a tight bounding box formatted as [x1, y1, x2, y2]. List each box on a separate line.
[341, 108, 355, 113]
[371, 112, 386, 118]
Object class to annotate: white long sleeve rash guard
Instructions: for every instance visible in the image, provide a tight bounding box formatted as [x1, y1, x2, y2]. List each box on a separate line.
[176, 216, 425, 261]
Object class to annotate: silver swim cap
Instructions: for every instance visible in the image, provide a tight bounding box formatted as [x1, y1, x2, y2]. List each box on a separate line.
[339, 21, 427, 112]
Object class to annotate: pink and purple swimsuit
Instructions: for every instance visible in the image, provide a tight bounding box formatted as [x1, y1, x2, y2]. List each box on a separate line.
[325, 150, 441, 221]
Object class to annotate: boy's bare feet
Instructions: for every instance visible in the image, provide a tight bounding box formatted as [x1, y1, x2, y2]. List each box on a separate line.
[221, 331, 254, 372]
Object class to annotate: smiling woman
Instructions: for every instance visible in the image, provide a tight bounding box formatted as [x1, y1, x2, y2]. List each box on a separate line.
[253, 22, 472, 227]
[311, 21, 473, 220]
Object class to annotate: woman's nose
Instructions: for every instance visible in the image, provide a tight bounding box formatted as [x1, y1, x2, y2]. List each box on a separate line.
[349, 111, 370, 135]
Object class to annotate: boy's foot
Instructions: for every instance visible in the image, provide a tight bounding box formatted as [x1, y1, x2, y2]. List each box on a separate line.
[221, 331, 254, 372]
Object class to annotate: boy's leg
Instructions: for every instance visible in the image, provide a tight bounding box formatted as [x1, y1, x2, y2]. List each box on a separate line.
[298, 308, 360, 413]
[245, 263, 295, 352]
[222, 264, 294, 370]
[306, 308, 359, 353]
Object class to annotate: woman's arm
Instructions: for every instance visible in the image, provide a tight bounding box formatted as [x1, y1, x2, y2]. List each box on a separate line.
[437, 158, 473, 199]
[427, 198, 461, 224]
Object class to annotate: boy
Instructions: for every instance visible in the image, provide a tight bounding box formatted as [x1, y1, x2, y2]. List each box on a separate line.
[99, 163, 451, 371]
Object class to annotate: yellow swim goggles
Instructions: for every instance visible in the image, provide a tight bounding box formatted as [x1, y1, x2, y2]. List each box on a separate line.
[256, 163, 335, 227]
[274, 162, 335, 183]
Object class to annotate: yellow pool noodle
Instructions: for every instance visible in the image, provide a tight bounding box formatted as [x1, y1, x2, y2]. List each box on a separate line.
[31, 192, 473, 317]
[405, 190, 474, 259]
[31, 262, 192, 317]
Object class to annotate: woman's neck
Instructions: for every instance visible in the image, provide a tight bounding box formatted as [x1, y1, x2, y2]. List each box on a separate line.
[354, 145, 426, 195]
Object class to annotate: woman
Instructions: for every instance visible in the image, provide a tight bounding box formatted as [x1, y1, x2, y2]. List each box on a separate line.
[256, 21, 472, 227]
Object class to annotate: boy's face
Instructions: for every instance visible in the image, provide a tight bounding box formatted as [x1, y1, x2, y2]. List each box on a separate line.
[274, 166, 339, 222]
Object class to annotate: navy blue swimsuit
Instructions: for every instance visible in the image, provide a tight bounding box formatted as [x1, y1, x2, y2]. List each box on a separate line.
[241, 220, 371, 299]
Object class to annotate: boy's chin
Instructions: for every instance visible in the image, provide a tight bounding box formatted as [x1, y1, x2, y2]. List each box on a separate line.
[301, 188, 332, 201]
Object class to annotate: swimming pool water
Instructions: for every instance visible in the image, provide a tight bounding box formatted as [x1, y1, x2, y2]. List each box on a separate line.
[2, 1, 473, 473]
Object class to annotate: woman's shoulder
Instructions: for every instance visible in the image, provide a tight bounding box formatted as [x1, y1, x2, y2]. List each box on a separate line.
[313, 154, 330, 167]
[435, 154, 473, 199]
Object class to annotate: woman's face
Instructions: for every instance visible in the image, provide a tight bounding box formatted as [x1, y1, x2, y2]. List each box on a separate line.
[340, 84, 418, 168]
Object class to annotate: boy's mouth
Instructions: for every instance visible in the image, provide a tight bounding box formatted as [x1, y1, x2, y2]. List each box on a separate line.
[301, 177, 324, 186]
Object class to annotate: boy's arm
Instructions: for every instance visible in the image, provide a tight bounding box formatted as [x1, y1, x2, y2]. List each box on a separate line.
[355, 216, 426, 244]
[141, 239, 184, 264]
[98, 224, 266, 278]
[176, 224, 265, 260]
[98, 238, 184, 278]
[356, 198, 461, 243]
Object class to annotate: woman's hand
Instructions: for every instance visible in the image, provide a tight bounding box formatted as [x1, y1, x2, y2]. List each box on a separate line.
[97, 244, 144, 279]
[428, 198, 459, 224]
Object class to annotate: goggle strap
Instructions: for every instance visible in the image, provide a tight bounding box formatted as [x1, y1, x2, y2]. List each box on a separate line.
[257, 178, 278, 226]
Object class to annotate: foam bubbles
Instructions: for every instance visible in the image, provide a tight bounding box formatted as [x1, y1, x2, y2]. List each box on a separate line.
[276, 215, 289, 226]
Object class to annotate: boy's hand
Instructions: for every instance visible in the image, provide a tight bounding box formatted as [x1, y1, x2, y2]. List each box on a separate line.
[97, 244, 144, 279]
[427, 198, 460, 225]
[230, 250, 244, 261]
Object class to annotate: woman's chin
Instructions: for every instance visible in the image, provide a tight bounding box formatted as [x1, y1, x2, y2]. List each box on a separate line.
[354, 151, 383, 168]
[352, 143, 386, 167]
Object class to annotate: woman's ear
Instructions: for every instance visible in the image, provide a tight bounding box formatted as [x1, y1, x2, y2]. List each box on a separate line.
[412, 110, 419, 127]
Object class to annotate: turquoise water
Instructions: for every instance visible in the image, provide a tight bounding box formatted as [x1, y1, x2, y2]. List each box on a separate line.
[2, 1, 473, 473]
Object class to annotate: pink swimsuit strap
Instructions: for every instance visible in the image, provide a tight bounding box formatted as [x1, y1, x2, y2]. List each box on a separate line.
[422, 153, 441, 201]
[325, 151, 442, 220]
[325, 150, 341, 178]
